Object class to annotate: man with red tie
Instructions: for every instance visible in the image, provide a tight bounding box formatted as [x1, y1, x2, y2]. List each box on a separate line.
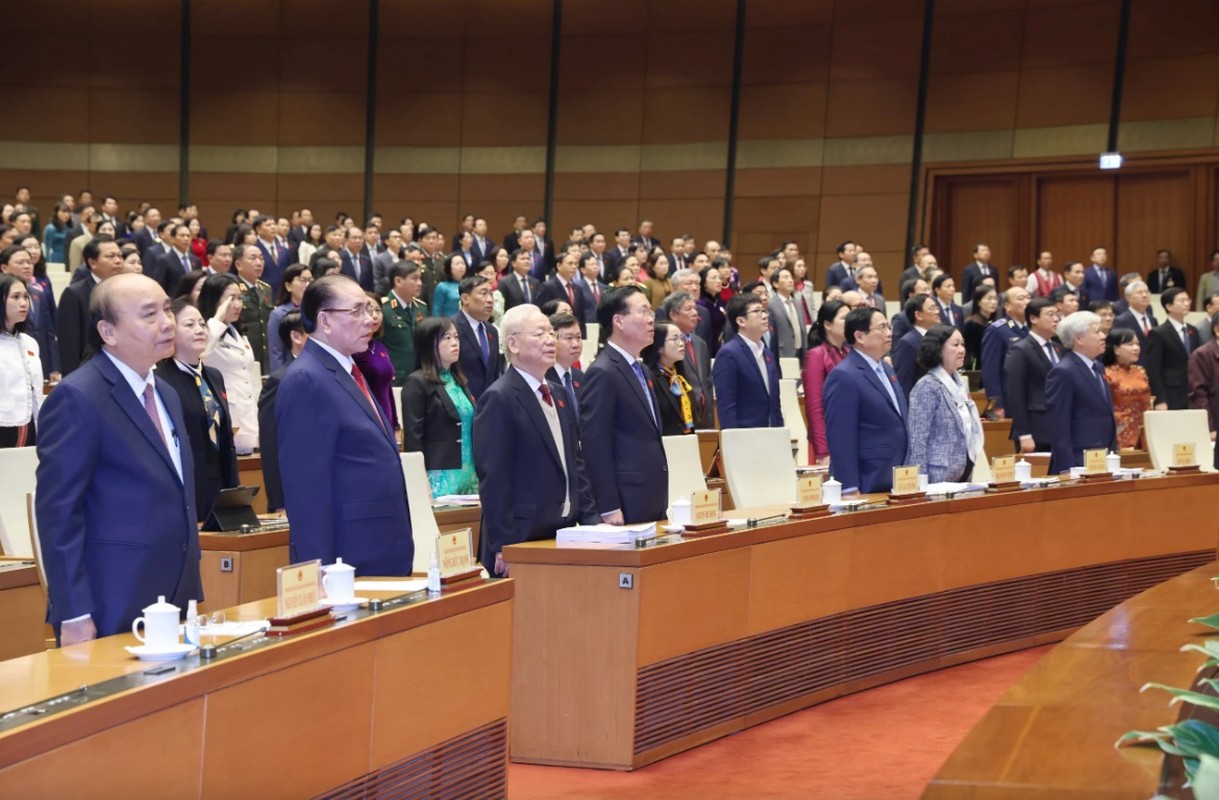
[536, 250, 586, 337]
[276, 274, 414, 577]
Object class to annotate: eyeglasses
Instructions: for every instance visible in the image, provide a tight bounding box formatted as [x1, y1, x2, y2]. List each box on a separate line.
[321, 304, 378, 320]
[518, 330, 557, 341]
[869, 323, 893, 333]
[746, 308, 769, 317]
[622, 306, 656, 320]
[665, 335, 685, 344]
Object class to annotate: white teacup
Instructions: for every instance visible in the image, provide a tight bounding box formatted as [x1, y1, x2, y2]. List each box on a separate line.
[322, 558, 356, 601]
[1014, 459, 1032, 482]
[132, 595, 181, 650]
[666, 496, 693, 527]
[821, 478, 843, 505]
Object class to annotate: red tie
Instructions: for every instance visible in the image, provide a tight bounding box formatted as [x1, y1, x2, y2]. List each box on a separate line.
[351, 365, 387, 432]
[565, 281, 575, 307]
[1142, 316, 1151, 335]
[593, 284, 601, 303]
[685, 337, 697, 366]
[539, 383, 553, 406]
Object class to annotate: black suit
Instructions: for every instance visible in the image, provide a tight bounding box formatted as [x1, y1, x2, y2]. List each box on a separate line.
[1003, 335, 1062, 450]
[132, 228, 157, 258]
[56, 277, 95, 375]
[535, 276, 587, 336]
[473, 367, 597, 573]
[1147, 265, 1187, 294]
[257, 367, 286, 512]
[453, 312, 503, 402]
[1112, 308, 1157, 365]
[154, 360, 239, 521]
[580, 343, 668, 523]
[401, 371, 467, 471]
[499, 272, 540, 311]
[960, 262, 997, 306]
[604, 246, 631, 281]
[1145, 320, 1200, 409]
[546, 365, 585, 420]
[650, 361, 702, 436]
[470, 236, 496, 267]
[681, 333, 714, 429]
[150, 248, 201, 295]
[575, 277, 608, 324]
[340, 248, 374, 292]
[937, 301, 965, 331]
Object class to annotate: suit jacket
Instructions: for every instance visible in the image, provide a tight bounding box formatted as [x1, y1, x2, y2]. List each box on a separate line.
[257, 367, 286, 512]
[907, 371, 977, 483]
[1190, 340, 1219, 432]
[684, 333, 714, 428]
[531, 237, 556, 279]
[1112, 308, 1158, 365]
[580, 343, 669, 522]
[1045, 353, 1117, 473]
[276, 340, 414, 575]
[824, 261, 851, 290]
[768, 293, 808, 358]
[56, 276, 95, 376]
[473, 367, 598, 572]
[149, 249, 201, 295]
[255, 239, 288, 296]
[401, 371, 466, 471]
[453, 312, 503, 402]
[499, 272, 540, 311]
[890, 328, 924, 398]
[1003, 335, 1062, 447]
[1147, 266, 1187, 294]
[575, 277, 608, 324]
[470, 235, 496, 267]
[339, 248, 374, 293]
[937, 301, 965, 330]
[604, 246, 631, 281]
[535, 277, 587, 336]
[1145, 320, 1200, 409]
[372, 251, 399, 297]
[35, 352, 201, 637]
[712, 335, 782, 430]
[546, 365, 585, 418]
[132, 227, 158, 258]
[823, 349, 909, 493]
[155, 360, 239, 521]
[891, 312, 912, 342]
[381, 294, 427, 386]
[960, 262, 997, 306]
[1082, 265, 1119, 303]
[980, 318, 1029, 407]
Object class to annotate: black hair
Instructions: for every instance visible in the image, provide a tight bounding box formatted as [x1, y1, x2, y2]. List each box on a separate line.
[275, 263, 311, 305]
[1025, 297, 1054, 321]
[596, 285, 646, 338]
[197, 273, 241, 323]
[1162, 286, 1188, 309]
[1101, 327, 1138, 367]
[726, 292, 762, 328]
[442, 252, 467, 282]
[278, 309, 304, 354]
[175, 269, 208, 300]
[905, 292, 932, 324]
[0, 274, 30, 334]
[458, 275, 489, 297]
[809, 299, 847, 347]
[916, 324, 960, 371]
[843, 306, 881, 347]
[300, 274, 351, 334]
[413, 316, 469, 388]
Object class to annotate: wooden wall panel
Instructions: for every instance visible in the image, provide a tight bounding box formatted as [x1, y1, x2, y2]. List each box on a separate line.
[938, 178, 1020, 279]
[1115, 172, 1193, 281]
[1036, 176, 1115, 263]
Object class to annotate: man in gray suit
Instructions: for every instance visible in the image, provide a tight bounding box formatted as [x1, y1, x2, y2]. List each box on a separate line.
[662, 291, 714, 428]
[768, 266, 808, 359]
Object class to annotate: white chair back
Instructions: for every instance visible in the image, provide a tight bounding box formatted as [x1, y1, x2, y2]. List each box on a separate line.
[392, 386, 404, 432]
[778, 357, 800, 384]
[0, 447, 38, 557]
[580, 323, 600, 368]
[26, 492, 47, 594]
[1143, 409, 1215, 472]
[661, 435, 707, 505]
[970, 449, 992, 483]
[400, 452, 441, 573]
[721, 427, 796, 508]
[778, 379, 808, 465]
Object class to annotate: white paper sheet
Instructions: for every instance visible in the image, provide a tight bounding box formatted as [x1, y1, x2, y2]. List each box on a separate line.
[354, 579, 430, 593]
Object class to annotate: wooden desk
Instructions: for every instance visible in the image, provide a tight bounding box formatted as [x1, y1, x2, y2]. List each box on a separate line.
[435, 504, 483, 557]
[0, 579, 513, 799]
[0, 559, 44, 660]
[925, 562, 1218, 799]
[236, 455, 268, 514]
[504, 473, 1219, 771]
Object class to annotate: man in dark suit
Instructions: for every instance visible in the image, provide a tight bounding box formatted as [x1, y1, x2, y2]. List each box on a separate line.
[891, 293, 939, 397]
[604, 227, 633, 281]
[1147, 249, 1186, 294]
[1145, 286, 1200, 410]
[632, 219, 660, 253]
[535, 250, 587, 337]
[959, 242, 996, 308]
[258, 309, 305, 513]
[1004, 298, 1062, 453]
[662, 291, 714, 428]
[1046, 310, 1117, 473]
[714, 292, 783, 430]
[500, 248, 540, 311]
[97, 195, 126, 238]
[980, 286, 1031, 416]
[823, 306, 909, 494]
[253, 215, 288, 295]
[823, 240, 857, 291]
[529, 218, 555, 277]
[932, 273, 964, 330]
[131, 206, 161, 258]
[576, 252, 609, 325]
[149, 222, 201, 295]
[287, 208, 313, 246]
[1081, 247, 1117, 303]
[580, 286, 669, 524]
[470, 217, 495, 266]
[1112, 279, 1157, 363]
[57, 236, 123, 375]
[36, 273, 201, 644]
[277, 275, 413, 575]
[547, 312, 586, 419]
[474, 305, 597, 576]
[336, 224, 373, 293]
[155, 302, 239, 523]
[502, 214, 527, 254]
[453, 275, 503, 402]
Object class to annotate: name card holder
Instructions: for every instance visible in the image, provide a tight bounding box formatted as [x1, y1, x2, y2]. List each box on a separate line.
[1169, 442, 1201, 474]
[437, 529, 481, 586]
[681, 489, 730, 538]
[987, 455, 1021, 494]
[791, 474, 830, 520]
[269, 559, 332, 636]
[888, 466, 927, 506]
[1080, 448, 1115, 483]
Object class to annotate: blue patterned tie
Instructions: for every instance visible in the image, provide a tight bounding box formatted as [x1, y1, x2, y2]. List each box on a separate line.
[631, 360, 658, 428]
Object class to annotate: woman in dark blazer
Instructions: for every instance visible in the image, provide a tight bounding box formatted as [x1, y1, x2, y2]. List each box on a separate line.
[643, 321, 697, 436]
[401, 317, 479, 496]
[154, 298, 239, 521]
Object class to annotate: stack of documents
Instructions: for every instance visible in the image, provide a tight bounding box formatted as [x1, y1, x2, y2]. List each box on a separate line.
[557, 523, 657, 544]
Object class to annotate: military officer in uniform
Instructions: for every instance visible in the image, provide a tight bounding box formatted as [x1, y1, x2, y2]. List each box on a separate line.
[233, 242, 275, 372]
[979, 286, 1031, 417]
[382, 260, 429, 386]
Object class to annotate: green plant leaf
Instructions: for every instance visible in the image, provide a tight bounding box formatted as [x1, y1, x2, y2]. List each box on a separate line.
[1181, 641, 1219, 660]
[1116, 729, 1172, 748]
[1142, 682, 1219, 712]
[1167, 720, 1219, 757]
[1191, 614, 1219, 630]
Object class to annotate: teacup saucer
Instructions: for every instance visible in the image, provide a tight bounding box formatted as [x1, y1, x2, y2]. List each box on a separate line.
[125, 643, 197, 662]
[320, 597, 366, 612]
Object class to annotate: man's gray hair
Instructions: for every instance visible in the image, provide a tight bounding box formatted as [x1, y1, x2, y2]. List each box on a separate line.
[1057, 310, 1101, 350]
[662, 290, 695, 318]
[1124, 279, 1148, 299]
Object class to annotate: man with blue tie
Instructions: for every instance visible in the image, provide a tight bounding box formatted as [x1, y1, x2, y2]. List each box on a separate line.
[453, 275, 503, 402]
[823, 306, 909, 494]
[253, 215, 288, 295]
[37, 273, 202, 644]
[580, 286, 669, 524]
[546, 312, 584, 420]
[277, 274, 414, 576]
[1045, 311, 1117, 474]
[932, 274, 963, 330]
[475, 305, 598, 576]
[714, 292, 782, 429]
[1082, 247, 1118, 303]
[1145, 286, 1199, 410]
[339, 225, 374, 292]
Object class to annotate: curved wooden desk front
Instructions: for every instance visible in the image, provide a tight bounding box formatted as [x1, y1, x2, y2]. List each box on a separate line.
[0, 580, 512, 799]
[504, 473, 1219, 771]
[925, 562, 1219, 799]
